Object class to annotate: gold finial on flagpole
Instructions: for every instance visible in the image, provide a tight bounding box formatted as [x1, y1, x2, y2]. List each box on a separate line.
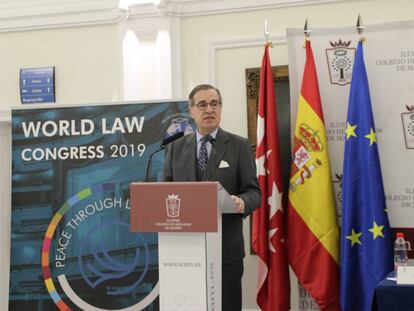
[356, 14, 366, 42]
[264, 19, 273, 47]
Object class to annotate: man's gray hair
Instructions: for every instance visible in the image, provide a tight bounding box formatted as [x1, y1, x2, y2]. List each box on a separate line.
[188, 84, 222, 106]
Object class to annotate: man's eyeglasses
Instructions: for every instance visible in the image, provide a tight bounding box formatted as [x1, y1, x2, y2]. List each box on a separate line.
[193, 100, 221, 111]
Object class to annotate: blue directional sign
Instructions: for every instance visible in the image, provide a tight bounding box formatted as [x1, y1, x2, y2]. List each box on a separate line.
[20, 67, 55, 104]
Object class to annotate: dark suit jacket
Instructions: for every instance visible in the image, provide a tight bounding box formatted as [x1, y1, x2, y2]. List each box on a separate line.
[163, 128, 261, 264]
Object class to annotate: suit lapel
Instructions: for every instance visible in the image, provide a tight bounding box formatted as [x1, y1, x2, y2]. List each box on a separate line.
[183, 133, 197, 181]
[203, 128, 228, 180]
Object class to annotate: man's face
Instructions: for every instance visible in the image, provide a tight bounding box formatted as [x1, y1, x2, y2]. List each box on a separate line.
[190, 88, 222, 135]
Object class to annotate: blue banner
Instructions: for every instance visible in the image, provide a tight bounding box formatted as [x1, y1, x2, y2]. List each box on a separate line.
[10, 101, 193, 310]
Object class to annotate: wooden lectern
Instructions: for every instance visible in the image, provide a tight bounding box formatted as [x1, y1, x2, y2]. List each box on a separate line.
[130, 181, 236, 311]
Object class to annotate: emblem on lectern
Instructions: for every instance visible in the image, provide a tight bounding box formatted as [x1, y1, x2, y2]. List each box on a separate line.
[402, 105, 414, 149]
[325, 39, 355, 86]
[166, 194, 181, 218]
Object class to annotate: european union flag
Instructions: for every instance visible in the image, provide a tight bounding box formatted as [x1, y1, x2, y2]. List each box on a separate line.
[340, 40, 393, 311]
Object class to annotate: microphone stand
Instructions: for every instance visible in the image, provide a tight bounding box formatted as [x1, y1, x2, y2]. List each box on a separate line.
[144, 131, 184, 182]
[145, 145, 164, 182]
[144, 133, 215, 181]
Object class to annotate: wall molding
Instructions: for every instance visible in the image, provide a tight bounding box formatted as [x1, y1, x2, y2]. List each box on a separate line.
[129, 0, 350, 18]
[174, 0, 348, 17]
[0, 0, 124, 32]
[206, 35, 287, 84]
[0, 0, 350, 32]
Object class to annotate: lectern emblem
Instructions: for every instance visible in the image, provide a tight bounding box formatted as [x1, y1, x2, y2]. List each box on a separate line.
[401, 105, 414, 149]
[325, 39, 355, 86]
[166, 194, 181, 218]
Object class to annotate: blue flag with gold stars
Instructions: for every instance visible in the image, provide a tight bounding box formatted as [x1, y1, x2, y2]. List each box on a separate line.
[340, 40, 393, 311]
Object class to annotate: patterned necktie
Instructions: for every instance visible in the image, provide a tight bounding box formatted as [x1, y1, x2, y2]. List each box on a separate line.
[198, 136, 208, 171]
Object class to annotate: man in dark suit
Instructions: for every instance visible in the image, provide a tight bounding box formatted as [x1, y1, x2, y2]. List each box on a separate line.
[164, 84, 261, 311]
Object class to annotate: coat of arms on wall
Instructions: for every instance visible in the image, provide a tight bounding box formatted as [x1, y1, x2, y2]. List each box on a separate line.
[325, 39, 355, 86]
[402, 105, 414, 149]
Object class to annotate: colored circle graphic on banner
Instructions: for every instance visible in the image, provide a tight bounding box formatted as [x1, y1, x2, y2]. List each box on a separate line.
[41, 183, 159, 311]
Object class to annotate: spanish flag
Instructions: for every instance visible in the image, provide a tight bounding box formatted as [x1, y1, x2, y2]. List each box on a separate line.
[287, 39, 340, 311]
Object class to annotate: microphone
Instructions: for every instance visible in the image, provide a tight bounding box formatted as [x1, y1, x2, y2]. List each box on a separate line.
[160, 131, 184, 149]
[145, 131, 185, 182]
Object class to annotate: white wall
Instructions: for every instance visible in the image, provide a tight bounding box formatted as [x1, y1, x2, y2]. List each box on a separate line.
[0, 23, 122, 109]
[180, 0, 414, 309]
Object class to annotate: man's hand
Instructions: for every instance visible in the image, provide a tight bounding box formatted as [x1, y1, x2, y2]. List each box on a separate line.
[231, 195, 245, 213]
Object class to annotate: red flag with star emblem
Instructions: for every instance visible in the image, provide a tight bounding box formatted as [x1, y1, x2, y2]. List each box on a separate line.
[252, 44, 290, 311]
